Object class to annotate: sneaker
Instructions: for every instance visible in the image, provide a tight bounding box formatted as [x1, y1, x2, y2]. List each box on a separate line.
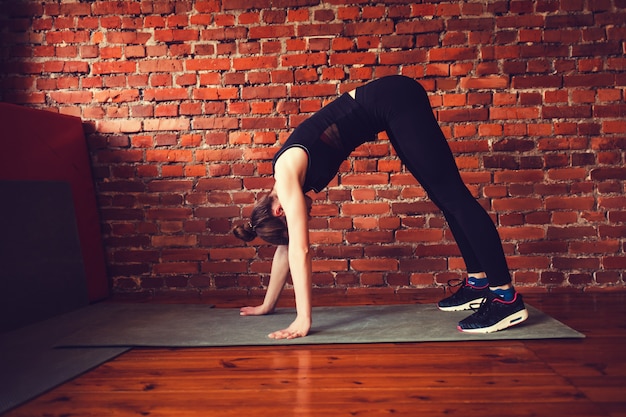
[437, 278, 489, 311]
[457, 291, 528, 333]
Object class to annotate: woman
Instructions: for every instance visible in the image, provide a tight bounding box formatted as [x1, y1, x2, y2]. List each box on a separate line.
[233, 75, 528, 340]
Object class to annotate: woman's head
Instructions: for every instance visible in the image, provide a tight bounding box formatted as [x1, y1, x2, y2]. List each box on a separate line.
[233, 191, 289, 245]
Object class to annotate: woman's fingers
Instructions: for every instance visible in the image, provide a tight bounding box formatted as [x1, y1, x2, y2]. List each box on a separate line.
[268, 328, 303, 340]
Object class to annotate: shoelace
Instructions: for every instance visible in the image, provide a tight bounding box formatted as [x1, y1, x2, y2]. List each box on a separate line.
[444, 278, 465, 294]
[468, 292, 497, 317]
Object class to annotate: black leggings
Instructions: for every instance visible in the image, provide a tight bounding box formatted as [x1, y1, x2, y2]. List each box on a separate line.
[355, 76, 511, 287]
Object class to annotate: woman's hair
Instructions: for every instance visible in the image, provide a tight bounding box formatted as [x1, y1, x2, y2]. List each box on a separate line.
[233, 193, 289, 245]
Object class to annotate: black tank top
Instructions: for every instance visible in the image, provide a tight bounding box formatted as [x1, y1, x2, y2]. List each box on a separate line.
[272, 93, 378, 193]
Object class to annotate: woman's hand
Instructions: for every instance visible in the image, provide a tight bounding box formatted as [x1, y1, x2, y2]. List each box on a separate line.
[239, 305, 274, 316]
[239, 246, 289, 317]
[268, 315, 311, 340]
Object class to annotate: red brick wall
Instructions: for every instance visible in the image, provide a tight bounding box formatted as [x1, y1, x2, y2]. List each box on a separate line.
[1, 0, 625, 297]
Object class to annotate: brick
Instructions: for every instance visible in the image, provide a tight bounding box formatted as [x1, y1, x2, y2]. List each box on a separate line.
[508, 255, 551, 270]
[591, 167, 626, 180]
[438, 108, 489, 122]
[49, 91, 93, 103]
[540, 271, 565, 285]
[600, 223, 626, 241]
[138, 60, 182, 73]
[351, 259, 398, 272]
[145, 180, 193, 193]
[249, 24, 295, 39]
[396, 229, 444, 243]
[492, 138, 535, 152]
[570, 240, 620, 254]
[152, 235, 198, 248]
[547, 226, 597, 240]
[309, 231, 344, 244]
[196, 178, 243, 191]
[491, 107, 540, 120]
[545, 104, 593, 118]
[568, 273, 593, 285]
[512, 75, 562, 89]
[595, 271, 622, 284]
[144, 118, 190, 132]
[232, 56, 279, 70]
[185, 58, 231, 71]
[538, 137, 589, 151]
[153, 262, 199, 274]
[107, 32, 151, 45]
[313, 260, 348, 272]
[380, 49, 427, 65]
[146, 208, 192, 220]
[460, 76, 509, 89]
[145, 150, 192, 162]
[603, 256, 626, 270]
[518, 241, 569, 254]
[242, 117, 287, 130]
[341, 173, 389, 186]
[396, 19, 443, 34]
[546, 168, 587, 181]
[603, 120, 626, 134]
[342, 202, 390, 216]
[113, 249, 159, 263]
[297, 23, 344, 37]
[400, 258, 447, 273]
[545, 196, 595, 211]
[241, 85, 287, 99]
[553, 257, 600, 270]
[209, 247, 256, 260]
[92, 61, 136, 74]
[565, 73, 616, 88]
[330, 52, 377, 66]
[599, 197, 626, 210]
[429, 47, 477, 62]
[144, 88, 189, 101]
[498, 226, 546, 241]
[97, 119, 142, 133]
[493, 168, 544, 183]
[493, 198, 543, 211]
[94, 89, 140, 103]
[192, 117, 239, 130]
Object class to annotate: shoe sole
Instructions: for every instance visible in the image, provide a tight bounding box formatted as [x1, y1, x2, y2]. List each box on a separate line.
[457, 308, 529, 334]
[437, 297, 485, 312]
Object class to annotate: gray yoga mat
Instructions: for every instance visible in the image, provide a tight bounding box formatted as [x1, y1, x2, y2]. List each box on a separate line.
[0, 309, 129, 414]
[57, 302, 584, 348]
[2, 301, 582, 413]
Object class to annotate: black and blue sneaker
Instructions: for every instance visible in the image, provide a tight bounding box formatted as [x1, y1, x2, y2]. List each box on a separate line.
[437, 278, 489, 311]
[457, 291, 528, 333]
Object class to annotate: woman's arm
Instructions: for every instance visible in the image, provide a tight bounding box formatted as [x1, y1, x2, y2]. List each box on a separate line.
[240, 245, 289, 316]
[269, 148, 312, 339]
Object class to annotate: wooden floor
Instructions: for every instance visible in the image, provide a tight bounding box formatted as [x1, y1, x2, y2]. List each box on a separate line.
[5, 290, 626, 417]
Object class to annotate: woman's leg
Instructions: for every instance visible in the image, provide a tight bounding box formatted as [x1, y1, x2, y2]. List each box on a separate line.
[384, 87, 512, 287]
[356, 75, 527, 332]
[387, 82, 530, 332]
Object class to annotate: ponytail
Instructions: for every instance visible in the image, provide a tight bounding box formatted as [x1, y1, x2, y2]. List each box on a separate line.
[232, 193, 289, 245]
[232, 222, 257, 242]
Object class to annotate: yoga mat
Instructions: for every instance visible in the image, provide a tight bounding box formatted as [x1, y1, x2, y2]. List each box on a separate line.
[2, 301, 581, 413]
[58, 302, 584, 348]
[0, 309, 129, 414]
